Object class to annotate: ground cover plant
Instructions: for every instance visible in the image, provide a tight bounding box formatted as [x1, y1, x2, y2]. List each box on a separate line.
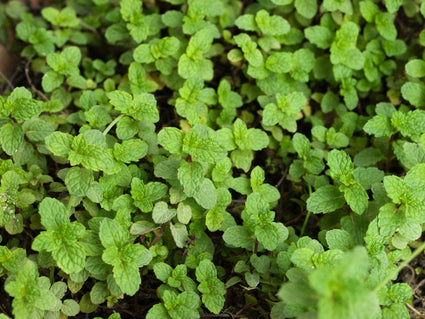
[1, 0, 425, 318]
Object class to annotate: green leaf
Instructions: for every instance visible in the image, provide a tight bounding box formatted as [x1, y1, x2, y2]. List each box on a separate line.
[65, 167, 93, 197]
[247, 129, 269, 151]
[266, 52, 294, 74]
[327, 150, 354, 184]
[359, 1, 379, 22]
[193, 178, 217, 209]
[116, 116, 139, 140]
[385, 0, 403, 13]
[307, 185, 345, 214]
[255, 10, 290, 36]
[41, 71, 64, 92]
[131, 178, 168, 213]
[341, 183, 369, 214]
[114, 260, 140, 296]
[99, 218, 129, 249]
[401, 82, 425, 107]
[158, 127, 184, 154]
[177, 160, 204, 197]
[375, 12, 397, 41]
[108, 90, 159, 123]
[153, 262, 173, 283]
[206, 208, 224, 232]
[223, 226, 254, 250]
[235, 14, 258, 31]
[42, 7, 79, 27]
[133, 44, 154, 63]
[24, 119, 54, 143]
[69, 135, 114, 172]
[45, 131, 74, 157]
[62, 299, 80, 316]
[152, 201, 176, 224]
[353, 148, 384, 167]
[255, 223, 279, 251]
[383, 175, 409, 204]
[363, 114, 393, 137]
[325, 229, 354, 251]
[52, 241, 86, 274]
[305, 26, 333, 49]
[292, 133, 310, 157]
[38, 197, 68, 231]
[0, 123, 24, 156]
[182, 125, 227, 163]
[120, 0, 142, 21]
[405, 59, 425, 78]
[382, 303, 410, 319]
[146, 303, 170, 319]
[294, 0, 317, 19]
[114, 139, 148, 163]
[196, 260, 225, 314]
[170, 222, 188, 248]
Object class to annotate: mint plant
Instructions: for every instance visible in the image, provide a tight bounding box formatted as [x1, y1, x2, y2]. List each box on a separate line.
[2, 0, 425, 318]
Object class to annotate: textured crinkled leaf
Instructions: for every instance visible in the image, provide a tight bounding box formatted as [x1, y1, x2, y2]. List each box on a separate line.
[255, 223, 279, 251]
[223, 226, 254, 249]
[38, 197, 69, 231]
[193, 178, 217, 209]
[53, 241, 86, 274]
[65, 167, 93, 197]
[114, 139, 148, 163]
[131, 178, 168, 212]
[307, 185, 345, 214]
[99, 218, 130, 249]
[178, 160, 204, 197]
[341, 183, 368, 214]
[305, 26, 333, 49]
[294, 0, 317, 19]
[45, 131, 74, 157]
[146, 303, 170, 319]
[152, 201, 176, 224]
[24, 119, 54, 142]
[401, 82, 425, 107]
[183, 126, 226, 163]
[0, 123, 24, 156]
[247, 129, 269, 151]
[327, 150, 354, 183]
[383, 175, 409, 204]
[255, 10, 290, 36]
[113, 260, 140, 296]
[206, 208, 224, 232]
[265, 52, 293, 74]
[153, 262, 173, 283]
[170, 222, 188, 248]
[326, 229, 354, 251]
[406, 59, 425, 78]
[158, 127, 184, 154]
[375, 12, 397, 41]
[363, 114, 393, 137]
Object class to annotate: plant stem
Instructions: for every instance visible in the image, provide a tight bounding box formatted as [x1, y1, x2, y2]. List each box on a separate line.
[300, 210, 310, 237]
[103, 114, 124, 136]
[49, 266, 55, 284]
[373, 240, 425, 293]
[300, 184, 312, 236]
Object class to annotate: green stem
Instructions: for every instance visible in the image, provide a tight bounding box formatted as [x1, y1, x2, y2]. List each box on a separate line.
[103, 114, 124, 136]
[49, 267, 55, 284]
[300, 185, 313, 237]
[373, 240, 425, 293]
[300, 210, 310, 237]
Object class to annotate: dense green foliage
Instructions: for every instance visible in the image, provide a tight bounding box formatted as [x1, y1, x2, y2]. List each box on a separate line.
[0, 0, 425, 318]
